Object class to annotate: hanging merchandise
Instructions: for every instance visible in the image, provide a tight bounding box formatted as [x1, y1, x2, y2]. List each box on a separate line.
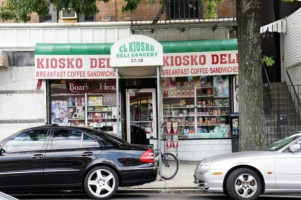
[172, 122, 179, 148]
[166, 135, 172, 148]
[164, 121, 179, 149]
[166, 122, 172, 148]
[173, 135, 179, 148]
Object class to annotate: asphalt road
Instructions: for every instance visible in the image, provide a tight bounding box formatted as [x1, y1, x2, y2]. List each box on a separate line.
[12, 192, 301, 200]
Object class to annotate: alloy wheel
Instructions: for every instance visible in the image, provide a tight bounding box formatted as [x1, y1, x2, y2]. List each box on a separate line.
[234, 173, 258, 198]
[86, 167, 117, 199]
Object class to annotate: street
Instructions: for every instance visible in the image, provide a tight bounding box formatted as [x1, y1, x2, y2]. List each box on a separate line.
[12, 192, 301, 200]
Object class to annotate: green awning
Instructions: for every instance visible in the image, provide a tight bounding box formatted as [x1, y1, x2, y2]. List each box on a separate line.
[35, 39, 237, 55]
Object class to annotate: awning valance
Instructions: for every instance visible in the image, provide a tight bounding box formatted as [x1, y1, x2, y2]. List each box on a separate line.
[35, 39, 238, 79]
[260, 19, 286, 34]
[35, 39, 237, 55]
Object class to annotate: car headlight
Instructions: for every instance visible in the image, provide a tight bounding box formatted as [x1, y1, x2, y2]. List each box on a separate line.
[196, 160, 211, 173]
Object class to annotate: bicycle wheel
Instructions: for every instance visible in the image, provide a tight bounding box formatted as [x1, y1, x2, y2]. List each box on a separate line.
[160, 153, 179, 180]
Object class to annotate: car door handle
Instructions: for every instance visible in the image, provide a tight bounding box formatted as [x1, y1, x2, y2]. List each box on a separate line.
[82, 152, 93, 156]
[32, 154, 43, 159]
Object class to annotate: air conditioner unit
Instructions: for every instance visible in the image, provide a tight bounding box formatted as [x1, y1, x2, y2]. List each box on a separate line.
[61, 8, 77, 19]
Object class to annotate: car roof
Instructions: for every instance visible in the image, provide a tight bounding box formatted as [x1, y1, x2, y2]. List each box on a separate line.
[288, 132, 301, 138]
[20, 124, 97, 134]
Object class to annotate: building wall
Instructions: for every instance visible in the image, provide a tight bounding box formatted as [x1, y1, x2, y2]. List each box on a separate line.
[284, 8, 301, 71]
[0, 23, 132, 140]
[216, 0, 236, 18]
[261, 0, 301, 83]
[166, 140, 232, 161]
[1, 0, 236, 23]
[134, 27, 230, 41]
[96, 0, 119, 22]
[0, 23, 132, 50]
[0, 67, 46, 140]
[282, 8, 301, 119]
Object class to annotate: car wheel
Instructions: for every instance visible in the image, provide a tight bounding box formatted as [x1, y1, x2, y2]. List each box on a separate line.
[84, 166, 119, 199]
[226, 168, 262, 200]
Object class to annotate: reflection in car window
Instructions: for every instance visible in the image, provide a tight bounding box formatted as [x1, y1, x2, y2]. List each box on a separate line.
[3, 129, 47, 152]
[83, 134, 101, 148]
[90, 130, 122, 148]
[295, 139, 301, 152]
[94, 130, 128, 145]
[265, 135, 301, 151]
[51, 129, 82, 149]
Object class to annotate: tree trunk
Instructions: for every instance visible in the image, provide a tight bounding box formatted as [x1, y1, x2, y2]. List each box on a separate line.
[236, 0, 267, 151]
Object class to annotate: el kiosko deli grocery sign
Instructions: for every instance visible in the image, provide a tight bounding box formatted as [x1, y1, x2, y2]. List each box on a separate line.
[35, 37, 238, 79]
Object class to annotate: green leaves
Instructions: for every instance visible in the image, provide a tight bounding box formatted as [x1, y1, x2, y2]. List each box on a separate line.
[202, 0, 224, 19]
[0, 0, 226, 22]
[0, 0, 100, 22]
[261, 55, 275, 67]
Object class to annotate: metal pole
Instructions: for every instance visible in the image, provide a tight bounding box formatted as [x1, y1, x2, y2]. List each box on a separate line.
[157, 66, 162, 180]
[116, 68, 120, 138]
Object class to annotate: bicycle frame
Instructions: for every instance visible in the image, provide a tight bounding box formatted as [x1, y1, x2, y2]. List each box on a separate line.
[154, 149, 170, 167]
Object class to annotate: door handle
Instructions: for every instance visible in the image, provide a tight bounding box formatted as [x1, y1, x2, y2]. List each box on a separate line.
[32, 154, 43, 159]
[82, 152, 93, 156]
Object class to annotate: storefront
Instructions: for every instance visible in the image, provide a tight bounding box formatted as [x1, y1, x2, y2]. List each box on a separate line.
[35, 35, 238, 160]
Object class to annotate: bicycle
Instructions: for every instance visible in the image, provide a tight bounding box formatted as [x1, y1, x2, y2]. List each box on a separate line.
[154, 148, 179, 180]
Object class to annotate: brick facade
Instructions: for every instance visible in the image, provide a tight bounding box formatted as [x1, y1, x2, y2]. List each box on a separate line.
[1, 0, 236, 23]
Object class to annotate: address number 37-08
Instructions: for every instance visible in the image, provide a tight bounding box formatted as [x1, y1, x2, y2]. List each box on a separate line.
[131, 59, 144, 63]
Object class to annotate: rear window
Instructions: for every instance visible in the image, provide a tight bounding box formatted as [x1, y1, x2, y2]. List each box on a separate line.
[92, 130, 128, 148]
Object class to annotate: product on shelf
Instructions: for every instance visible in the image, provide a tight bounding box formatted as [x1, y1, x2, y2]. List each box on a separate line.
[163, 76, 231, 139]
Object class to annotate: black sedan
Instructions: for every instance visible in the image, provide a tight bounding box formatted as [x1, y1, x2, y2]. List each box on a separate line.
[0, 124, 157, 199]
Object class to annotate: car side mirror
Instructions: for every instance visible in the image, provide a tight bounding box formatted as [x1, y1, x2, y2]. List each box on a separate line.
[289, 143, 301, 153]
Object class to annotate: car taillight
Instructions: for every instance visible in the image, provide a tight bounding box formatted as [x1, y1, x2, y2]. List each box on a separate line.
[139, 149, 154, 163]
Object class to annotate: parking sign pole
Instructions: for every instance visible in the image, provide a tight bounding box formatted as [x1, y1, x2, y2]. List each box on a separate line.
[157, 65, 162, 180]
[116, 67, 120, 138]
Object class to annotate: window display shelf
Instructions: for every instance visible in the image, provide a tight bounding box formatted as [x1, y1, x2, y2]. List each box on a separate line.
[87, 111, 112, 113]
[163, 96, 194, 99]
[164, 115, 195, 118]
[164, 107, 195, 109]
[196, 95, 213, 98]
[196, 115, 229, 117]
[197, 124, 224, 126]
[87, 118, 116, 120]
[213, 96, 230, 99]
[197, 106, 229, 108]
[163, 76, 230, 139]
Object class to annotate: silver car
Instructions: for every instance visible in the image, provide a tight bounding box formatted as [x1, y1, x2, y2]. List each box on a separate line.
[194, 132, 301, 200]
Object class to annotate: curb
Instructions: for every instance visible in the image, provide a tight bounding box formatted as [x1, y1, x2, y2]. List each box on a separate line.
[118, 188, 203, 194]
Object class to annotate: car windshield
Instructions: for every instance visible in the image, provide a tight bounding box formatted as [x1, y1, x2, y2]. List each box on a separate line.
[264, 134, 301, 151]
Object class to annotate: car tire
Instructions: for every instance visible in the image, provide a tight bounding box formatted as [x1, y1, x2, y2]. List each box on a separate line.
[84, 166, 119, 199]
[226, 168, 262, 200]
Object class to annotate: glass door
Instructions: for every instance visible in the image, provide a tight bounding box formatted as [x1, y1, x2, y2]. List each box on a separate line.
[126, 89, 156, 144]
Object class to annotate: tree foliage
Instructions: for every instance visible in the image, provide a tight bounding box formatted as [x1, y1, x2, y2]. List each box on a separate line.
[0, 0, 224, 22]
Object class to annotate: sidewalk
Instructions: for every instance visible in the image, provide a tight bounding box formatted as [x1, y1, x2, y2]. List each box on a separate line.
[120, 161, 200, 192]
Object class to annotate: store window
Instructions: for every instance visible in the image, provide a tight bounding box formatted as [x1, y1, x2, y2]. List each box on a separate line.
[167, 0, 202, 20]
[162, 76, 231, 139]
[50, 80, 118, 134]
